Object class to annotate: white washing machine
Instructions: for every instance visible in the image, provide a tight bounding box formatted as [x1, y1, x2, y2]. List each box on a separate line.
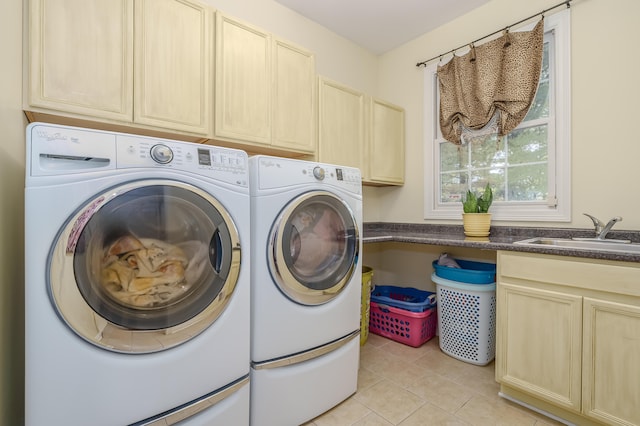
[25, 123, 251, 426]
[248, 155, 362, 425]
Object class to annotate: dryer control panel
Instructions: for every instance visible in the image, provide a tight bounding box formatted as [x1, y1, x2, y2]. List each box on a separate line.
[252, 155, 361, 195]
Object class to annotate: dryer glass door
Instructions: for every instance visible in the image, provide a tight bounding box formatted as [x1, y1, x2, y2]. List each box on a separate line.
[268, 191, 359, 305]
[49, 180, 241, 353]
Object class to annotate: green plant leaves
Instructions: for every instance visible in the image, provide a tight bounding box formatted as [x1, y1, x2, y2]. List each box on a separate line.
[462, 190, 478, 213]
[462, 184, 493, 213]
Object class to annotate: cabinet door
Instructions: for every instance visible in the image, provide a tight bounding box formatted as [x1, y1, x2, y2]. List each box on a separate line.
[134, 0, 212, 136]
[496, 282, 583, 412]
[27, 0, 133, 121]
[583, 298, 640, 426]
[367, 98, 404, 185]
[215, 13, 271, 145]
[272, 39, 316, 153]
[318, 77, 364, 170]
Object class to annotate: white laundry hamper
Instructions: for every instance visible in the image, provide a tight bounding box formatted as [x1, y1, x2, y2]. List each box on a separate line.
[432, 272, 496, 366]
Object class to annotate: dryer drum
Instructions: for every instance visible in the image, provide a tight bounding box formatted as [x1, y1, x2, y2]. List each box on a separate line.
[269, 191, 359, 305]
[283, 206, 352, 289]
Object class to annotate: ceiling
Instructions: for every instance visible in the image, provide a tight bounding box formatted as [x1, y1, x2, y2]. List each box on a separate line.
[273, 0, 491, 55]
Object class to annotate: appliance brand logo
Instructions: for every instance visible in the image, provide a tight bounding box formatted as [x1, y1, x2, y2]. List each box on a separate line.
[35, 129, 79, 143]
[259, 158, 277, 168]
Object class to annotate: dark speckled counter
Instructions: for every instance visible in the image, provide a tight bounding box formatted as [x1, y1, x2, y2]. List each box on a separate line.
[363, 222, 640, 263]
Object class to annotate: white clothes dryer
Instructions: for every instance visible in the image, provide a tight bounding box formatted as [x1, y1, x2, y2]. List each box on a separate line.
[25, 123, 251, 426]
[248, 155, 362, 425]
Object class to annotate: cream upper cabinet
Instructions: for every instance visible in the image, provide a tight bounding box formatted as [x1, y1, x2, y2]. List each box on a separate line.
[272, 39, 316, 153]
[26, 0, 134, 122]
[367, 97, 405, 185]
[134, 0, 212, 135]
[318, 77, 365, 171]
[215, 13, 271, 145]
[26, 0, 213, 138]
[215, 13, 316, 155]
[496, 251, 640, 426]
[318, 77, 405, 185]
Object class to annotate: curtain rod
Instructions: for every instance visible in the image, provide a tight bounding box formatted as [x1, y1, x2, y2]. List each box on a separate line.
[415, 0, 572, 67]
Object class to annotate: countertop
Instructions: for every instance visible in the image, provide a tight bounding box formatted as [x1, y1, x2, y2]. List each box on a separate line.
[363, 223, 640, 263]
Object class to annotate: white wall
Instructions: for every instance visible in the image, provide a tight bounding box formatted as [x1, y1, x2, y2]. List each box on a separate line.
[368, 0, 640, 230]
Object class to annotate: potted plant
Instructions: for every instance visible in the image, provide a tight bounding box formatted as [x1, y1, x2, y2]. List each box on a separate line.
[462, 184, 493, 237]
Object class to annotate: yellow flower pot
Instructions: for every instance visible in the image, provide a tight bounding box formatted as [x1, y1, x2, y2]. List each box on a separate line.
[462, 213, 492, 237]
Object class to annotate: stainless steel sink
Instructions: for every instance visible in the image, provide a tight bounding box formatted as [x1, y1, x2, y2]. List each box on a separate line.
[514, 237, 640, 253]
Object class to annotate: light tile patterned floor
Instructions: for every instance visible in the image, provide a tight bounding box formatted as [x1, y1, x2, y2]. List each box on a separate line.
[304, 334, 564, 426]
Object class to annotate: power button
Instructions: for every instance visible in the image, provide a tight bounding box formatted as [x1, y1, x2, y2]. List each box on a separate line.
[150, 144, 174, 164]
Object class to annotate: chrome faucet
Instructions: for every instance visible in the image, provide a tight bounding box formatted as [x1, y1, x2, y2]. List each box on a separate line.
[583, 213, 623, 240]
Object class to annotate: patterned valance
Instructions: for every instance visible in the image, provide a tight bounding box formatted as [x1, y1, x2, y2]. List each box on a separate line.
[437, 19, 544, 145]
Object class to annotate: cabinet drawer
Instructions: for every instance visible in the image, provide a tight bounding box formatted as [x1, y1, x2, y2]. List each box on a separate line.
[498, 251, 640, 297]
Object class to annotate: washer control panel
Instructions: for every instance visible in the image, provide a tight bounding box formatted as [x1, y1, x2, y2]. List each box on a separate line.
[116, 135, 249, 185]
[116, 135, 248, 186]
[27, 123, 249, 187]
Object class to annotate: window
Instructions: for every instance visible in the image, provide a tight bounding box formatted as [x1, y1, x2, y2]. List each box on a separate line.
[424, 10, 571, 222]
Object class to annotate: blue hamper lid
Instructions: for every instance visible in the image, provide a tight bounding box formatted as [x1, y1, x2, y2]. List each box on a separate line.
[431, 259, 496, 284]
[370, 286, 436, 312]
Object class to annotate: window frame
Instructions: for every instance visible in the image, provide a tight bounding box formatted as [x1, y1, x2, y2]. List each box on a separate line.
[423, 10, 571, 222]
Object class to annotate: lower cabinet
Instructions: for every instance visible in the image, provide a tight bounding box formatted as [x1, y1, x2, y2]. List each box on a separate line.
[497, 281, 583, 412]
[582, 298, 640, 425]
[496, 251, 640, 426]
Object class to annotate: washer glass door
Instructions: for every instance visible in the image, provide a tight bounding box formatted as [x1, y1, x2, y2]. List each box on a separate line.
[268, 191, 359, 305]
[49, 180, 241, 353]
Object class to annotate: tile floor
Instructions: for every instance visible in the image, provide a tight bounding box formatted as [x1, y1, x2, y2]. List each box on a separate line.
[305, 333, 564, 426]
